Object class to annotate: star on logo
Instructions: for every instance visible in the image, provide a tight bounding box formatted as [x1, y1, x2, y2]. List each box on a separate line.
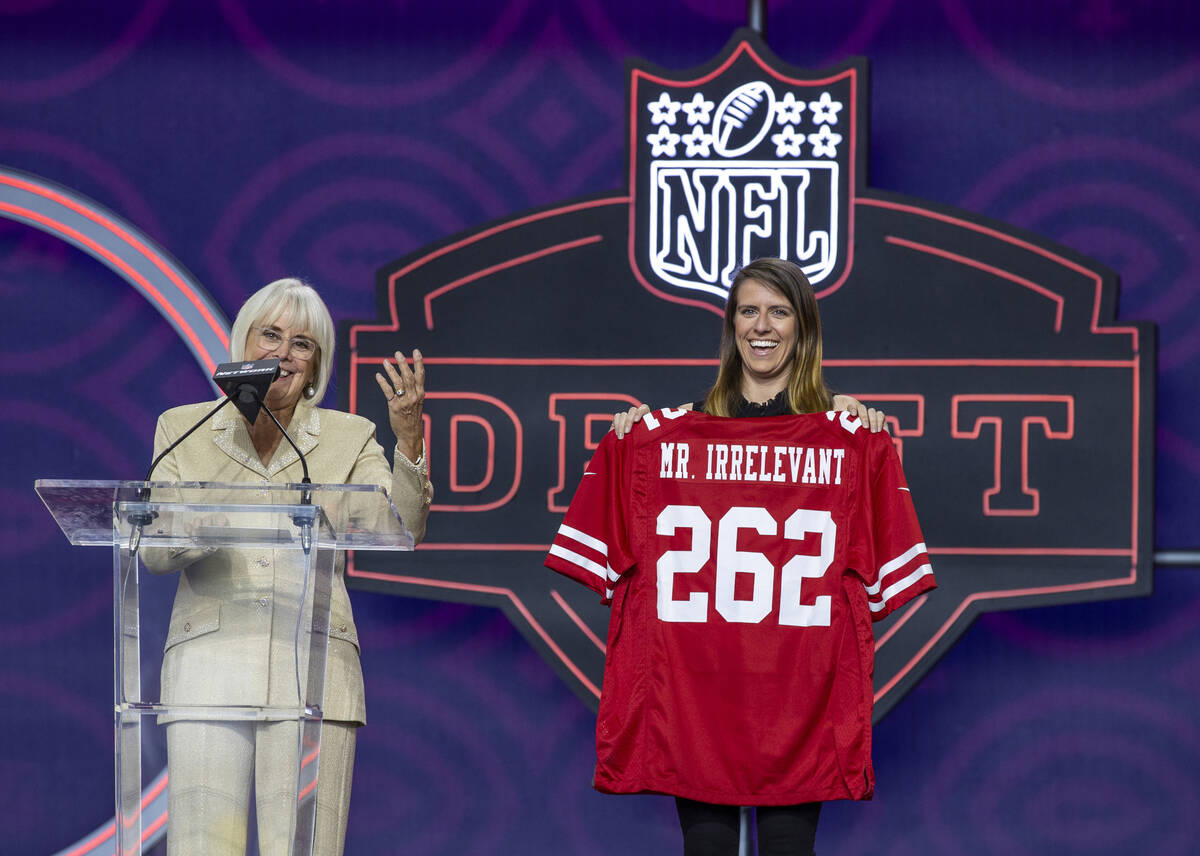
[646, 124, 682, 157]
[648, 91, 682, 126]
[808, 124, 843, 158]
[809, 91, 843, 125]
[774, 92, 805, 125]
[681, 92, 715, 126]
[770, 124, 804, 157]
[681, 126, 713, 157]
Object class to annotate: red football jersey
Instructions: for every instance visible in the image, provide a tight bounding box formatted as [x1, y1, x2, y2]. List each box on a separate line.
[545, 408, 935, 805]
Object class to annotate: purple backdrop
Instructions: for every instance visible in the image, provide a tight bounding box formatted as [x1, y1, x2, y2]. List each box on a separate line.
[2, 1, 1199, 854]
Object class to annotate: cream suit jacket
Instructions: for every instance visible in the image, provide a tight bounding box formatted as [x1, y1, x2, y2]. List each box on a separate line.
[144, 399, 431, 725]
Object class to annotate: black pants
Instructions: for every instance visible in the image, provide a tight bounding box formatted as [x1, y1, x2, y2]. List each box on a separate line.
[675, 798, 821, 856]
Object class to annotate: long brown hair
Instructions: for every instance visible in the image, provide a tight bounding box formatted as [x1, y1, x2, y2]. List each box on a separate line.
[701, 257, 832, 416]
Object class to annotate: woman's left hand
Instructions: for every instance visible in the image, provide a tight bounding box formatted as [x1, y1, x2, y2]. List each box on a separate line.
[832, 394, 888, 433]
[375, 349, 426, 461]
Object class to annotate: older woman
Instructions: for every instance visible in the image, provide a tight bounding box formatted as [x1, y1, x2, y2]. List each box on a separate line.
[562, 258, 926, 856]
[145, 278, 431, 856]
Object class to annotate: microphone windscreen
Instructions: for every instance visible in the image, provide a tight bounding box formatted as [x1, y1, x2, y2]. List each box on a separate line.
[213, 358, 280, 422]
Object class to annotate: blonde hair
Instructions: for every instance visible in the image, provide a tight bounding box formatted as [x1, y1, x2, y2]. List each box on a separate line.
[229, 278, 335, 403]
[702, 258, 832, 417]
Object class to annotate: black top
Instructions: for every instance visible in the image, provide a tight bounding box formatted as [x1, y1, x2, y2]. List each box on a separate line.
[693, 390, 790, 418]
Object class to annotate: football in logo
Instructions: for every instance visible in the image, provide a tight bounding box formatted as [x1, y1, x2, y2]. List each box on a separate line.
[713, 80, 776, 156]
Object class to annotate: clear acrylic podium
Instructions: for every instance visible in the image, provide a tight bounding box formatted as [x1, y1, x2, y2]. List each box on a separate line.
[36, 479, 414, 856]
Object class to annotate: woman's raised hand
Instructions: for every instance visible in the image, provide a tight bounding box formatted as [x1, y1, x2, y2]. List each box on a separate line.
[376, 349, 426, 461]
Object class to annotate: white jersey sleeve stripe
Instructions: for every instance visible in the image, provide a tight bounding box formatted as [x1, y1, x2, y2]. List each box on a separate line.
[548, 544, 609, 584]
[558, 524, 609, 556]
[868, 564, 933, 612]
[866, 542, 927, 595]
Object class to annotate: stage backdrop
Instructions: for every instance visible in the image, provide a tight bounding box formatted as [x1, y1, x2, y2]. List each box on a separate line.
[2, 3, 1199, 855]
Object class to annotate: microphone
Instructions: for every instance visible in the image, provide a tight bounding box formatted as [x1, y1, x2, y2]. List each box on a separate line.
[212, 358, 314, 515]
[141, 357, 311, 500]
[213, 358, 281, 423]
[141, 358, 280, 488]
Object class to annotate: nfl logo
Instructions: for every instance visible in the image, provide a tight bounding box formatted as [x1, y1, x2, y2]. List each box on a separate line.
[627, 34, 862, 309]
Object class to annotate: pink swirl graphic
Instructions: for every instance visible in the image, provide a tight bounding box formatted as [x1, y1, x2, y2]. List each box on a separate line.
[0, 257, 153, 371]
[0, 0, 168, 101]
[204, 133, 507, 319]
[923, 689, 1200, 855]
[0, 673, 113, 839]
[978, 588, 1200, 660]
[1159, 425, 1200, 482]
[939, 0, 1200, 109]
[0, 485, 60, 557]
[0, 129, 165, 243]
[0, 398, 140, 562]
[575, 0, 898, 67]
[356, 674, 522, 851]
[443, 21, 623, 206]
[961, 136, 1200, 370]
[217, 0, 533, 108]
[549, 720, 680, 853]
[0, 570, 109, 645]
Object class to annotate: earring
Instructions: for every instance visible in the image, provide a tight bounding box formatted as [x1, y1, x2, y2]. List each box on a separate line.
[304, 383, 316, 399]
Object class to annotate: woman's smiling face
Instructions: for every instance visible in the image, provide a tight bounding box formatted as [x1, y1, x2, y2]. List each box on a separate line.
[244, 312, 318, 414]
[733, 277, 797, 394]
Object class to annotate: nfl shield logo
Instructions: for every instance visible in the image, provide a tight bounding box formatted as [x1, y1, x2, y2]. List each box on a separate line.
[628, 33, 863, 309]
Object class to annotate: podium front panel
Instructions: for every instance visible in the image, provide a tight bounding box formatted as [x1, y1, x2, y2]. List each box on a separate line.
[116, 501, 334, 856]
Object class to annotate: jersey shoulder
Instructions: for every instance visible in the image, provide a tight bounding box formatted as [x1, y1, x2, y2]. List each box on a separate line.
[820, 409, 873, 439]
[621, 406, 697, 446]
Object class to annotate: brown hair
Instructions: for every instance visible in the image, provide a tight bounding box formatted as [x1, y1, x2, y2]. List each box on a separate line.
[701, 257, 832, 417]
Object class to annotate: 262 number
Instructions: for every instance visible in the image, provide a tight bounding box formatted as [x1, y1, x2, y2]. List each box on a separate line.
[655, 505, 835, 626]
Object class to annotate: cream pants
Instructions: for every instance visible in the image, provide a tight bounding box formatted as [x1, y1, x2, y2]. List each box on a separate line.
[165, 719, 357, 856]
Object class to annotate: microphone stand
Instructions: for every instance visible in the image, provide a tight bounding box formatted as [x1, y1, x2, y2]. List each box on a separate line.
[242, 385, 314, 553]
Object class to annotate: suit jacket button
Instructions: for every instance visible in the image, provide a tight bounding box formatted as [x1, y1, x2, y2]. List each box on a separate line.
[259, 597, 269, 607]
[183, 622, 191, 632]
[338, 623, 347, 633]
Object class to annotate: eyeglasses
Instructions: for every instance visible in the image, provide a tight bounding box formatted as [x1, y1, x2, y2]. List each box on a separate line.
[254, 327, 318, 361]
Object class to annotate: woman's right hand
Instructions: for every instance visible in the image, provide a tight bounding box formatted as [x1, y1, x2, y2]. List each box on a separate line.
[612, 404, 651, 439]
